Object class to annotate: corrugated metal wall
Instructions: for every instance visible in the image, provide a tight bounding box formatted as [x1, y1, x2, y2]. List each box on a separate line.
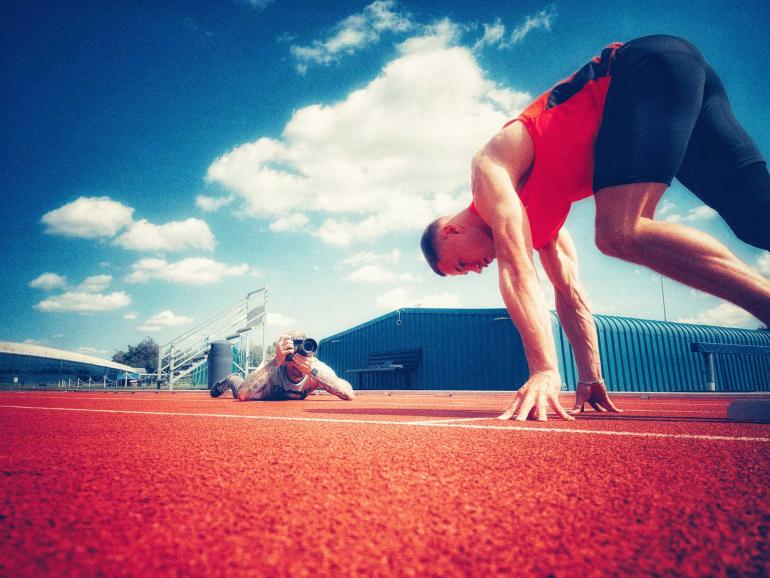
[554, 314, 770, 392]
[320, 308, 770, 392]
[320, 308, 528, 390]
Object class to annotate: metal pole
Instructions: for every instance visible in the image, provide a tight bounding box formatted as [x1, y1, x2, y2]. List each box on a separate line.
[262, 288, 268, 369]
[169, 345, 175, 391]
[705, 353, 716, 392]
[660, 276, 668, 322]
[157, 346, 163, 388]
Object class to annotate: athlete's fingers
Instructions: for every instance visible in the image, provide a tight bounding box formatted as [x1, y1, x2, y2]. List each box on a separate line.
[589, 401, 606, 412]
[598, 395, 623, 413]
[550, 394, 576, 421]
[527, 406, 538, 420]
[535, 388, 548, 421]
[568, 405, 583, 415]
[497, 392, 523, 420]
[514, 388, 538, 421]
[497, 404, 517, 420]
[569, 400, 585, 414]
[600, 400, 623, 413]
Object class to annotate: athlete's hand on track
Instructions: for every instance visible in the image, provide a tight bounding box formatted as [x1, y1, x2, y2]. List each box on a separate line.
[497, 372, 574, 422]
[569, 380, 623, 414]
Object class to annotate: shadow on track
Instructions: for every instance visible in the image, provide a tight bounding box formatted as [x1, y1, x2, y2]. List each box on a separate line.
[570, 413, 730, 423]
[304, 408, 496, 419]
[307, 408, 732, 423]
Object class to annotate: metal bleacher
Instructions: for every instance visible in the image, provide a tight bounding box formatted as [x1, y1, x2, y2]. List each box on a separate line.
[156, 287, 268, 390]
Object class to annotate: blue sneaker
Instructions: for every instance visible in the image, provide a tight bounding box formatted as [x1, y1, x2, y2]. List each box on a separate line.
[210, 374, 237, 398]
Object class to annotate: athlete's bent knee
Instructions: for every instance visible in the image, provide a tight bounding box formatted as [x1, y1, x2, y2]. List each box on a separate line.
[595, 224, 640, 259]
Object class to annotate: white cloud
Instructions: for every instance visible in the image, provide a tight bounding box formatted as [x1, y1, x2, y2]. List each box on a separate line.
[342, 250, 417, 283]
[41, 196, 134, 238]
[196, 194, 235, 212]
[472, 19, 506, 52]
[207, 25, 530, 246]
[125, 257, 253, 285]
[41, 196, 214, 253]
[375, 287, 461, 310]
[266, 312, 298, 330]
[418, 292, 461, 308]
[34, 291, 131, 313]
[509, 5, 557, 45]
[290, 0, 413, 73]
[687, 205, 718, 221]
[472, 5, 557, 51]
[123, 312, 138, 320]
[345, 264, 396, 283]
[341, 249, 401, 268]
[78, 346, 109, 355]
[77, 274, 112, 293]
[662, 204, 718, 224]
[138, 310, 193, 332]
[757, 253, 770, 277]
[678, 302, 759, 329]
[270, 213, 310, 232]
[29, 273, 67, 291]
[114, 218, 215, 252]
[656, 199, 676, 217]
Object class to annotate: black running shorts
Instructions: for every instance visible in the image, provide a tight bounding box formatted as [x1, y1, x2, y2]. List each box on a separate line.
[594, 34, 769, 249]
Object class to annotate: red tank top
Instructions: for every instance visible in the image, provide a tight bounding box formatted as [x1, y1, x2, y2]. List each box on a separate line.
[503, 42, 623, 249]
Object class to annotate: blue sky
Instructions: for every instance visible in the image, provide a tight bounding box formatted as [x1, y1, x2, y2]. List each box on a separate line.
[2, 0, 769, 359]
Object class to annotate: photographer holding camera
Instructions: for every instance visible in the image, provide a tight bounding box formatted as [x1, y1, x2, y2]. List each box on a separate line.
[210, 330, 355, 401]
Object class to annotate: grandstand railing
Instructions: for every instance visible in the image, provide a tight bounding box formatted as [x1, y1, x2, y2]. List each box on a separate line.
[157, 288, 268, 390]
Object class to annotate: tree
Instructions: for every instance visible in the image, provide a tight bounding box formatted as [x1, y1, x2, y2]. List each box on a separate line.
[113, 338, 159, 373]
[248, 342, 275, 368]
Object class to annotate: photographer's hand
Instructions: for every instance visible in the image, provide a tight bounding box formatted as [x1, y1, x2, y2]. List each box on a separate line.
[289, 354, 315, 376]
[274, 335, 294, 365]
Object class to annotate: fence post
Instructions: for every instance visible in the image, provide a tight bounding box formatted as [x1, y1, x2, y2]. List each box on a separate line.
[705, 352, 716, 392]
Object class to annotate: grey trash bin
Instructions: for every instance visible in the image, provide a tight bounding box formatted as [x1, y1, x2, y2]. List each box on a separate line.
[207, 341, 234, 389]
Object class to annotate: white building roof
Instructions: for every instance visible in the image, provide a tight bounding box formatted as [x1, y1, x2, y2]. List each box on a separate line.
[0, 341, 143, 373]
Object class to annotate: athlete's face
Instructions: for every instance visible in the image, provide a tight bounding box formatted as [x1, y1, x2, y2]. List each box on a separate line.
[436, 223, 496, 276]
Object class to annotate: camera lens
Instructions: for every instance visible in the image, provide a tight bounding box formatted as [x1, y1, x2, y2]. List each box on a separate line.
[300, 338, 318, 355]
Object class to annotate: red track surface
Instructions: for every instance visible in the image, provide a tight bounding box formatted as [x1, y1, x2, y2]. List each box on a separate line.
[1, 390, 769, 577]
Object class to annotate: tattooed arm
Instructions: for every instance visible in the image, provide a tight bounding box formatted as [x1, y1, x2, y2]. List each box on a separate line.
[235, 358, 281, 401]
[235, 334, 296, 401]
[289, 356, 355, 401]
[312, 359, 355, 400]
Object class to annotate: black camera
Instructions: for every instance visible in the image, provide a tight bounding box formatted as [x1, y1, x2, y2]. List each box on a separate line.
[286, 338, 318, 361]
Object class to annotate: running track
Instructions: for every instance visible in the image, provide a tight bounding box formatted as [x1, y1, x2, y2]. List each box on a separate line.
[1, 390, 769, 577]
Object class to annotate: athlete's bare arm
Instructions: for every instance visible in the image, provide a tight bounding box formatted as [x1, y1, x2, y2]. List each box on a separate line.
[471, 122, 572, 421]
[289, 355, 355, 401]
[235, 358, 279, 401]
[538, 229, 621, 414]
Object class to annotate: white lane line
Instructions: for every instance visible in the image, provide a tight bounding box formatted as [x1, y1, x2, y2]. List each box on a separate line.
[410, 417, 496, 425]
[0, 395, 725, 412]
[2, 404, 769, 443]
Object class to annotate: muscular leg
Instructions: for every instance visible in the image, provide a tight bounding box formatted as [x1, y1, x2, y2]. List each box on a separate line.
[594, 182, 770, 326]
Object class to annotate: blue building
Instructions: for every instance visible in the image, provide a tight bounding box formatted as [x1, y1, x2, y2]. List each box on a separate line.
[319, 309, 770, 392]
[0, 341, 142, 388]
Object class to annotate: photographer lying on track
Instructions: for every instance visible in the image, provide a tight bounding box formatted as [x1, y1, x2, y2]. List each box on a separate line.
[210, 331, 355, 401]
